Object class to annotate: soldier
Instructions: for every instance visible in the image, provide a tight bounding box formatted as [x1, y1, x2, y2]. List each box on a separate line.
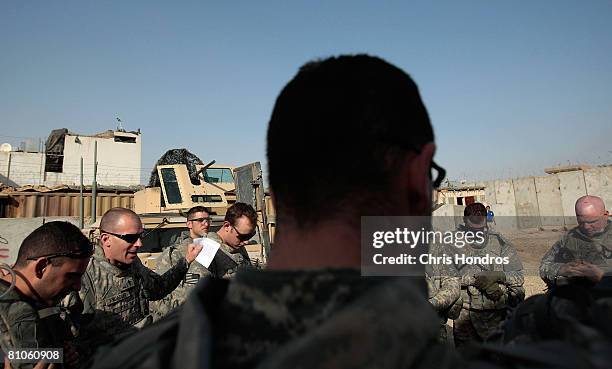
[0, 221, 92, 369]
[426, 243, 462, 343]
[68, 207, 202, 365]
[87, 54, 460, 369]
[206, 202, 256, 279]
[453, 203, 525, 347]
[150, 206, 212, 319]
[540, 195, 611, 288]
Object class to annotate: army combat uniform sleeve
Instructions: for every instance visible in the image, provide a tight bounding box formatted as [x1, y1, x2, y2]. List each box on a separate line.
[429, 275, 461, 312]
[135, 256, 188, 301]
[154, 243, 180, 275]
[539, 239, 565, 286]
[0, 304, 39, 369]
[501, 240, 524, 288]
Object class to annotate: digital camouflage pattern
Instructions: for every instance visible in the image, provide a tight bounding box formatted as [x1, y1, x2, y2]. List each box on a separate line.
[69, 245, 188, 363]
[150, 231, 212, 320]
[426, 243, 461, 341]
[0, 280, 72, 369]
[206, 232, 252, 279]
[86, 269, 459, 369]
[540, 221, 612, 287]
[453, 227, 525, 346]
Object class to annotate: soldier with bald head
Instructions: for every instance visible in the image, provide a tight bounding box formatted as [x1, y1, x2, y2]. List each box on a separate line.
[68, 207, 202, 366]
[540, 195, 611, 287]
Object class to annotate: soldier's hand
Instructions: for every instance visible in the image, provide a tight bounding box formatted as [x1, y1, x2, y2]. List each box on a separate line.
[185, 243, 204, 264]
[482, 283, 503, 301]
[565, 262, 604, 283]
[558, 261, 581, 276]
[474, 271, 505, 290]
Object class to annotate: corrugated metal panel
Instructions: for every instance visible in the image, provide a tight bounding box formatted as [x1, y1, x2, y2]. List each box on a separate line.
[2, 192, 134, 218]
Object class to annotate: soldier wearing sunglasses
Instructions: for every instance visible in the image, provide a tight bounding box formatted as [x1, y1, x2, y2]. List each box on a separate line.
[151, 206, 213, 320]
[206, 202, 256, 279]
[66, 207, 203, 365]
[0, 221, 91, 369]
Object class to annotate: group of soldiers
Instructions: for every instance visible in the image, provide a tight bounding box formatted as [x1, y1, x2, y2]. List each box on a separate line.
[0, 202, 260, 368]
[0, 54, 611, 369]
[427, 195, 611, 351]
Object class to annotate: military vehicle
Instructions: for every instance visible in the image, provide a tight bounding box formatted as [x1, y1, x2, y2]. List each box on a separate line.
[84, 159, 274, 269]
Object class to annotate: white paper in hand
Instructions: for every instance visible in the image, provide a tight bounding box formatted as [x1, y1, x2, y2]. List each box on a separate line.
[193, 237, 220, 268]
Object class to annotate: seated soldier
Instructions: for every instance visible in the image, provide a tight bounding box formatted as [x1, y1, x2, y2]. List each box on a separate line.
[540, 195, 611, 288]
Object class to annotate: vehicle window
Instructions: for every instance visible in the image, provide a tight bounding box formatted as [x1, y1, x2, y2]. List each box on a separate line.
[160, 168, 182, 204]
[204, 168, 233, 183]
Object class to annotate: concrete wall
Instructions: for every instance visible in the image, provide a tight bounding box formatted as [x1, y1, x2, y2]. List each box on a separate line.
[484, 167, 612, 230]
[513, 177, 541, 229]
[557, 171, 587, 225]
[0, 152, 45, 187]
[585, 167, 612, 210]
[45, 133, 142, 187]
[0, 133, 142, 188]
[0, 217, 79, 265]
[432, 204, 464, 231]
[534, 175, 564, 226]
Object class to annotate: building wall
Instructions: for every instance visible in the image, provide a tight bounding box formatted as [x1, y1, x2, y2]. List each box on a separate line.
[0, 132, 141, 188]
[0, 152, 45, 187]
[483, 167, 611, 230]
[45, 133, 141, 187]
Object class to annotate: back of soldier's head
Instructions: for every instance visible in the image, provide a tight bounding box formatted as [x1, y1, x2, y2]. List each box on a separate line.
[14, 221, 92, 268]
[267, 54, 434, 225]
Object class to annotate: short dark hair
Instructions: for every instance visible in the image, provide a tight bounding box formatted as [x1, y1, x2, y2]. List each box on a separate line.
[267, 54, 434, 225]
[14, 221, 91, 268]
[464, 203, 487, 225]
[225, 202, 257, 228]
[100, 207, 139, 232]
[186, 206, 210, 220]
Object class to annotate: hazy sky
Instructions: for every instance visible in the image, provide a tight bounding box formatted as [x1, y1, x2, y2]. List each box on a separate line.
[2, 1, 611, 184]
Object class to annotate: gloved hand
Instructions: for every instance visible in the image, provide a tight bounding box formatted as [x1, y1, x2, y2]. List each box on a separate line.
[482, 283, 504, 301]
[474, 270, 506, 290]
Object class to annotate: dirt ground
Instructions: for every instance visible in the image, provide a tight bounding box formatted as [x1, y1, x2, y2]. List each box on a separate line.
[502, 227, 568, 297]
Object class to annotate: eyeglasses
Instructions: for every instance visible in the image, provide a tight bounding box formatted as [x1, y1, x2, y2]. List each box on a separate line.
[188, 217, 212, 224]
[231, 225, 256, 242]
[100, 230, 143, 244]
[27, 244, 94, 261]
[430, 161, 446, 189]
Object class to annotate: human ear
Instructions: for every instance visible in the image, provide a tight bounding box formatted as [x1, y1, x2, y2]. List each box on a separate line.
[34, 259, 50, 279]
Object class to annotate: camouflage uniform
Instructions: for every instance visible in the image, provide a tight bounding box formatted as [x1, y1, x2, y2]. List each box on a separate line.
[86, 269, 459, 369]
[453, 226, 525, 347]
[70, 245, 188, 363]
[0, 280, 72, 369]
[150, 231, 212, 320]
[540, 221, 612, 288]
[206, 232, 252, 279]
[426, 243, 461, 342]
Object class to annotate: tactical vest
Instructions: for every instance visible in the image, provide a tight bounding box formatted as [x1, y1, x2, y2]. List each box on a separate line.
[0, 282, 70, 351]
[553, 225, 612, 268]
[84, 253, 151, 336]
[457, 232, 515, 311]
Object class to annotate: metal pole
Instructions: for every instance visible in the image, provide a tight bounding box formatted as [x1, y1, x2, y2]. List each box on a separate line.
[80, 157, 84, 228]
[91, 141, 98, 224]
[6, 152, 11, 183]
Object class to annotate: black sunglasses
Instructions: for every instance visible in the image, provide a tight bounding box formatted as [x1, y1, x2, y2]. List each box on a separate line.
[101, 230, 144, 244]
[27, 244, 94, 261]
[231, 225, 256, 242]
[430, 161, 446, 189]
[188, 217, 212, 223]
